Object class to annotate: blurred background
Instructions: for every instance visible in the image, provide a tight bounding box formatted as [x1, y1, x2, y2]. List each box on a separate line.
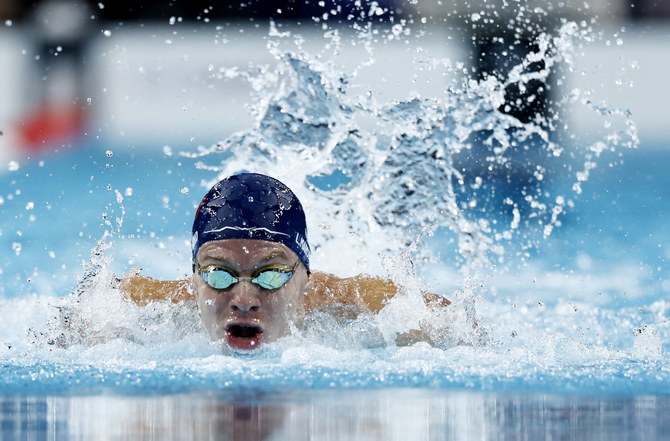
[0, 0, 667, 159]
[0, 0, 668, 296]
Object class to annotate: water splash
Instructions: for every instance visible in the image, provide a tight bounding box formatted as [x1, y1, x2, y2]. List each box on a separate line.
[189, 20, 636, 272]
[16, 233, 204, 356]
[0, 15, 650, 392]
[180, 20, 638, 348]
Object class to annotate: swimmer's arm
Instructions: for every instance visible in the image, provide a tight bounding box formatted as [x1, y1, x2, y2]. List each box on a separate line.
[304, 272, 450, 313]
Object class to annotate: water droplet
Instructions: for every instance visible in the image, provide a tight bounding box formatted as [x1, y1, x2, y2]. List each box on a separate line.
[105, 150, 113, 157]
[4, 20, 12, 27]
[102, 30, 112, 37]
[25, 202, 34, 210]
[11, 242, 22, 256]
[180, 187, 189, 195]
[124, 187, 133, 197]
[7, 161, 19, 172]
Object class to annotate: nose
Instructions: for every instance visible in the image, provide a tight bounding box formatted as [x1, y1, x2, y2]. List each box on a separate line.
[229, 283, 261, 314]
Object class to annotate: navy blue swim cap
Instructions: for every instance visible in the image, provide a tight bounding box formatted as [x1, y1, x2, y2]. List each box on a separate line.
[192, 173, 310, 272]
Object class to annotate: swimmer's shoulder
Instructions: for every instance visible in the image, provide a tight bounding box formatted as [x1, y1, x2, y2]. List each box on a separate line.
[119, 273, 194, 305]
[305, 272, 387, 312]
[306, 272, 449, 313]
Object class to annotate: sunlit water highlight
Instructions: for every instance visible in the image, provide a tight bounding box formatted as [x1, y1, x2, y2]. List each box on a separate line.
[0, 11, 668, 440]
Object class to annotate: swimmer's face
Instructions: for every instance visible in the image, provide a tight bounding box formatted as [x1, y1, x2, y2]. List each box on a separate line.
[192, 239, 308, 351]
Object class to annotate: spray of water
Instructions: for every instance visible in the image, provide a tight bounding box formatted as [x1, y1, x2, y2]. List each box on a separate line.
[176, 19, 637, 347]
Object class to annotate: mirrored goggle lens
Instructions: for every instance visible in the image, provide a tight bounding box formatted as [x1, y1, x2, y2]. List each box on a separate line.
[201, 269, 237, 290]
[253, 270, 293, 290]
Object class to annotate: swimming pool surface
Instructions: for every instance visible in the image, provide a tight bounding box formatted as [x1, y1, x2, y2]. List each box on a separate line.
[3, 390, 669, 440]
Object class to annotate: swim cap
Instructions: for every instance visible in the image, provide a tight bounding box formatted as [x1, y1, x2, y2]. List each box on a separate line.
[191, 173, 310, 272]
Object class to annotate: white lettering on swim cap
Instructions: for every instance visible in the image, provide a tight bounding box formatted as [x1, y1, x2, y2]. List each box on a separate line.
[203, 226, 291, 237]
[295, 233, 310, 256]
[191, 231, 199, 251]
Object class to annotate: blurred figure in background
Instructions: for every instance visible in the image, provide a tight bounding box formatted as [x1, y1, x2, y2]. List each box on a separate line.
[0, 0, 90, 151]
[20, 0, 90, 150]
[629, 0, 670, 19]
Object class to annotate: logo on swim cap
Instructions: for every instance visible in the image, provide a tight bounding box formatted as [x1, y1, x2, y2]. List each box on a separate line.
[191, 173, 310, 271]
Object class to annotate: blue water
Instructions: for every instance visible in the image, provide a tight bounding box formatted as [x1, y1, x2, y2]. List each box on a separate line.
[0, 145, 210, 296]
[3, 391, 668, 441]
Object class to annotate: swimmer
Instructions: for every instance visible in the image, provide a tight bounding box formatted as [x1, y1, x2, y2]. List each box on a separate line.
[120, 173, 449, 350]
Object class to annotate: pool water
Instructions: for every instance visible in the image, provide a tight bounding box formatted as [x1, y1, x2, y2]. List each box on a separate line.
[3, 391, 669, 440]
[1, 16, 669, 441]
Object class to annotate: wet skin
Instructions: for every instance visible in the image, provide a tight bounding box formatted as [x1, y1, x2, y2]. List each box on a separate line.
[192, 239, 309, 351]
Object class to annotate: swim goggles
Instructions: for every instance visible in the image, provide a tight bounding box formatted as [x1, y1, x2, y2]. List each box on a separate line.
[197, 261, 299, 291]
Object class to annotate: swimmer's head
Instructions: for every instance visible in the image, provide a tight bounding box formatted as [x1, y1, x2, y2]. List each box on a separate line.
[191, 173, 310, 272]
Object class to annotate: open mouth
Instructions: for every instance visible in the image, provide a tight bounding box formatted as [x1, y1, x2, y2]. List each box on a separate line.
[225, 324, 264, 350]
